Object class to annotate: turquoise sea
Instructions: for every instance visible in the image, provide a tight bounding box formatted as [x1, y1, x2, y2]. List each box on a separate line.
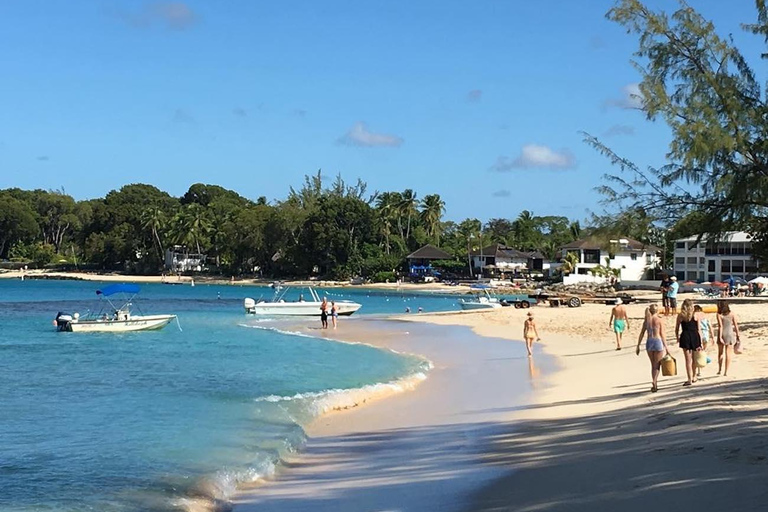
[0, 279, 463, 512]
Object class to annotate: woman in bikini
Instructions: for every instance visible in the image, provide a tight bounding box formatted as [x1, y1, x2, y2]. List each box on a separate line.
[716, 300, 740, 376]
[523, 312, 539, 357]
[636, 304, 669, 392]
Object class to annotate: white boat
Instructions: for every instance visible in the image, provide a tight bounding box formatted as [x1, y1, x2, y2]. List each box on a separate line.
[54, 284, 177, 333]
[244, 286, 362, 316]
[459, 286, 503, 310]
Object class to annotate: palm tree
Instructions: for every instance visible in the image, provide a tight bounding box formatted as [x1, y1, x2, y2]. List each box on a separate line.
[170, 203, 212, 257]
[140, 206, 167, 263]
[375, 192, 400, 255]
[419, 194, 446, 245]
[561, 251, 579, 275]
[398, 189, 418, 242]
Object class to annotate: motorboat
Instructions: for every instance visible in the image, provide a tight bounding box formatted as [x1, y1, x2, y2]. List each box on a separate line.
[54, 284, 177, 333]
[459, 285, 503, 311]
[244, 286, 362, 316]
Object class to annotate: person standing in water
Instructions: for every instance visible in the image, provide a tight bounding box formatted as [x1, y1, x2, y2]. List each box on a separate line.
[636, 304, 669, 392]
[716, 300, 741, 376]
[609, 298, 629, 350]
[331, 301, 338, 329]
[320, 297, 329, 329]
[676, 298, 703, 386]
[523, 312, 539, 357]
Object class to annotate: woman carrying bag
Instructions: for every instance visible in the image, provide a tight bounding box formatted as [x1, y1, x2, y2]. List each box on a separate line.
[636, 304, 670, 393]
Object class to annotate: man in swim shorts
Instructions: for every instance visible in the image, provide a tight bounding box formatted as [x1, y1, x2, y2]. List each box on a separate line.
[667, 276, 679, 315]
[609, 298, 630, 350]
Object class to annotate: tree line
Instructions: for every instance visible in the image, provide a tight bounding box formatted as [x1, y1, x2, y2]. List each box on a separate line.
[0, 172, 607, 279]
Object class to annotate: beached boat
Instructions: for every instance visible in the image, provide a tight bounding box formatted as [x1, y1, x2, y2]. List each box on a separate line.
[54, 284, 177, 333]
[459, 285, 503, 310]
[244, 286, 362, 316]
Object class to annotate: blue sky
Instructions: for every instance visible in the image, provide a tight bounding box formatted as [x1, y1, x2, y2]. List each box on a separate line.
[0, 1, 764, 222]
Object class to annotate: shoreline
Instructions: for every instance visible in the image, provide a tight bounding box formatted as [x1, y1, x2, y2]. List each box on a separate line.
[234, 299, 768, 511]
[231, 316, 552, 512]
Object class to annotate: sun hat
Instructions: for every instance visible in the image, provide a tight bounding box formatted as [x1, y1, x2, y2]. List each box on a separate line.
[670, 276, 677, 281]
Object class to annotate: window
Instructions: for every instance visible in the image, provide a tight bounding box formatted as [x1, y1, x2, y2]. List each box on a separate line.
[675, 242, 686, 249]
[732, 260, 744, 273]
[700, 257, 705, 265]
[675, 257, 685, 265]
[746, 260, 758, 273]
[687, 242, 698, 250]
[708, 260, 715, 272]
[583, 249, 600, 264]
[687, 271, 698, 280]
[577, 267, 589, 275]
[744, 243, 752, 255]
[708, 274, 715, 282]
[631, 253, 638, 261]
[721, 260, 731, 272]
[687, 257, 697, 265]
[646, 255, 652, 264]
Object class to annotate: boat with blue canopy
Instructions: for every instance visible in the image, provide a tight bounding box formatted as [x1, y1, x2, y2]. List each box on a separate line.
[54, 284, 177, 333]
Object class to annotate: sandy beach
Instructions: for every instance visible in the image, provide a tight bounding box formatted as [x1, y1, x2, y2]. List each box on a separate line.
[231, 294, 768, 511]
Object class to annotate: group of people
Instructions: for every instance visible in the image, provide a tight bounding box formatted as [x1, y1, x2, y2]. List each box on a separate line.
[636, 299, 741, 392]
[319, 297, 338, 329]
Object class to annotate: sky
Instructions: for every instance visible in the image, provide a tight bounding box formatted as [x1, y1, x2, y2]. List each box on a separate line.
[0, 0, 764, 222]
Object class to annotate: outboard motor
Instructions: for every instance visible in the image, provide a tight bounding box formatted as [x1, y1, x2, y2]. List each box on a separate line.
[54, 312, 74, 332]
[244, 298, 256, 313]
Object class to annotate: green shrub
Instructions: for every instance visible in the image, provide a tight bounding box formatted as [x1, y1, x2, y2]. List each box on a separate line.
[372, 271, 397, 283]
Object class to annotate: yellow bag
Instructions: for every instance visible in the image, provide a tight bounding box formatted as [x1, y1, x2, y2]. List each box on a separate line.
[661, 355, 677, 376]
[694, 351, 708, 368]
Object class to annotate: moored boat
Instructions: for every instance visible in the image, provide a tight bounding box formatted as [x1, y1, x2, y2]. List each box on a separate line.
[459, 285, 503, 310]
[244, 286, 362, 316]
[54, 284, 177, 333]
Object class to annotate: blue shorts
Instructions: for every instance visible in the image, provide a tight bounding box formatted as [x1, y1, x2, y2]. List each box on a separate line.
[646, 338, 664, 352]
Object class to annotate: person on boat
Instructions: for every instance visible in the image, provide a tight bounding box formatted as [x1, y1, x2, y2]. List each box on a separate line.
[331, 301, 338, 329]
[523, 312, 539, 357]
[676, 298, 703, 386]
[298, 294, 305, 302]
[636, 304, 669, 393]
[716, 300, 741, 376]
[320, 297, 329, 329]
[608, 298, 629, 351]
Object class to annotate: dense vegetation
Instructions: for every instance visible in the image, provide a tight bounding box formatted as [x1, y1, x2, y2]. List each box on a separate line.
[591, 0, 768, 259]
[0, 173, 591, 278]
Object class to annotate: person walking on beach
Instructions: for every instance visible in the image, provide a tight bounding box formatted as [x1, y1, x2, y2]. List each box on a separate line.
[694, 305, 713, 379]
[330, 301, 338, 329]
[660, 274, 671, 315]
[609, 298, 629, 350]
[716, 300, 741, 376]
[676, 298, 703, 386]
[320, 297, 329, 329]
[636, 304, 669, 393]
[667, 276, 679, 316]
[523, 312, 540, 357]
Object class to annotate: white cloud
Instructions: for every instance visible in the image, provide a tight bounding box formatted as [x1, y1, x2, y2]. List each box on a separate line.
[337, 122, 403, 148]
[492, 189, 511, 197]
[466, 89, 483, 103]
[491, 144, 575, 171]
[602, 124, 635, 137]
[604, 83, 643, 110]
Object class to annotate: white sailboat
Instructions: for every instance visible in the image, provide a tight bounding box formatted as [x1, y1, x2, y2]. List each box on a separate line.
[54, 284, 177, 333]
[244, 286, 362, 316]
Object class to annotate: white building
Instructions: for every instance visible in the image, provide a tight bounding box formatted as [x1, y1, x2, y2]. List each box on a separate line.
[561, 237, 660, 281]
[673, 232, 759, 282]
[471, 244, 548, 276]
[165, 246, 206, 273]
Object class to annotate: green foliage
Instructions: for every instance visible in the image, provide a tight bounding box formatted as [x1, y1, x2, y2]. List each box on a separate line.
[9, 242, 57, 267]
[592, 0, 768, 261]
[0, 193, 39, 259]
[371, 271, 397, 283]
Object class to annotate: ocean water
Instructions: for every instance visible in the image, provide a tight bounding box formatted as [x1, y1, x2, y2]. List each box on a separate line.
[0, 279, 462, 512]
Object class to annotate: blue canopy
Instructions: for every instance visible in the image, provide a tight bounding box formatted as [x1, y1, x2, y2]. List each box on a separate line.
[96, 284, 140, 296]
[470, 284, 490, 290]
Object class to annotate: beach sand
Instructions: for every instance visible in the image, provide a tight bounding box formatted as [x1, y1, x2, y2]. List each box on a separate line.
[232, 295, 768, 511]
[231, 318, 551, 512]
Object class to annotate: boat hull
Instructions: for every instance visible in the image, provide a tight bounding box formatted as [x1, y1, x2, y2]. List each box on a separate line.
[459, 301, 502, 311]
[67, 315, 176, 333]
[245, 301, 361, 316]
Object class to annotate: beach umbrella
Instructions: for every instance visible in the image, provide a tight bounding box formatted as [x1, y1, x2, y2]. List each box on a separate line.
[683, 280, 697, 286]
[748, 276, 768, 284]
[701, 281, 712, 285]
[712, 281, 727, 288]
